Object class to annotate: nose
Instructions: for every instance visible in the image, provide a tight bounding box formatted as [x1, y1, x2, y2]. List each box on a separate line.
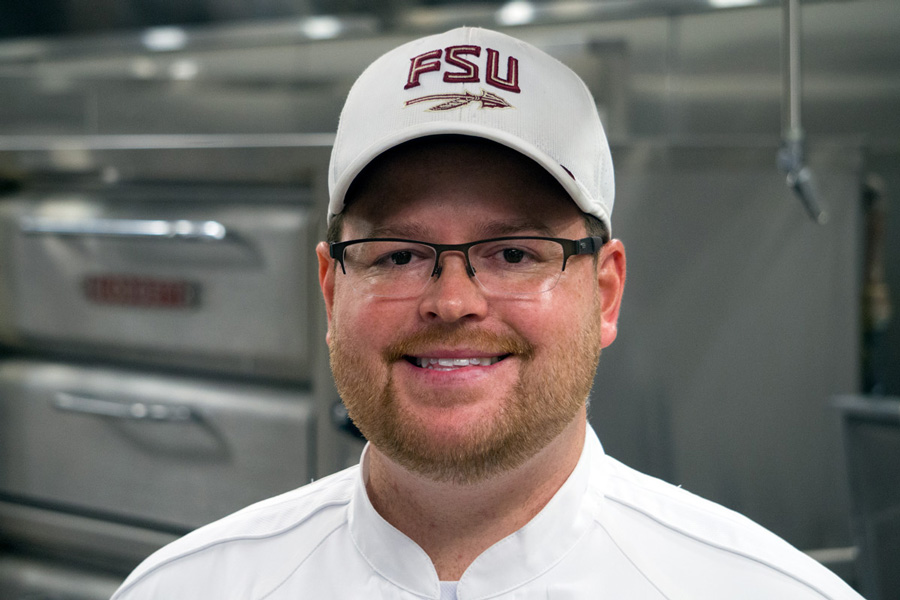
[418, 251, 488, 323]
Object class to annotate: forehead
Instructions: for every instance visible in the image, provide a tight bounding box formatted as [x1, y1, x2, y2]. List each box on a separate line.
[342, 136, 583, 239]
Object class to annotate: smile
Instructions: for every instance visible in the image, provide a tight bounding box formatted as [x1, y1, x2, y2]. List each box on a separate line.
[407, 356, 506, 370]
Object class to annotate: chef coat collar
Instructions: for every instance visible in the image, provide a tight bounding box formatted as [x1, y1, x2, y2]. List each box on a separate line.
[348, 426, 603, 600]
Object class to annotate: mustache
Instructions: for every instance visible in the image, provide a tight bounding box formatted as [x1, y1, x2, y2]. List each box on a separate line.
[383, 326, 536, 362]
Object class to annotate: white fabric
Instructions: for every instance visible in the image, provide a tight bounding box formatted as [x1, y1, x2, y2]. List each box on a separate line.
[112, 427, 863, 600]
[328, 27, 615, 233]
[440, 582, 459, 600]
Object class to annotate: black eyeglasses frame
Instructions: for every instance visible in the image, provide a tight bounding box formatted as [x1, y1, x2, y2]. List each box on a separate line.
[329, 235, 606, 279]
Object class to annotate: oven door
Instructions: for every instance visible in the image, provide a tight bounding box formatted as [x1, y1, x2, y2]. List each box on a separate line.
[0, 187, 318, 381]
[0, 358, 315, 536]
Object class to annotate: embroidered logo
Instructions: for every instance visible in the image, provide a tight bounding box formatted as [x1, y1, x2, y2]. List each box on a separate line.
[405, 89, 513, 112]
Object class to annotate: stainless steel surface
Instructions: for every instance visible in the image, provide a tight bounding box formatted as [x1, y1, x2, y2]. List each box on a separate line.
[0, 2, 896, 147]
[0, 0, 845, 59]
[833, 395, 900, 424]
[0, 187, 318, 381]
[0, 15, 382, 62]
[21, 215, 228, 241]
[595, 143, 860, 553]
[0, 133, 337, 151]
[0, 553, 123, 600]
[0, 501, 178, 572]
[833, 395, 900, 600]
[0, 359, 316, 531]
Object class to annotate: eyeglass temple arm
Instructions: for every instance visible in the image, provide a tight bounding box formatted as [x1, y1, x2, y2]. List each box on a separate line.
[329, 242, 347, 274]
[562, 236, 606, 271]
[574, 236, 606, 255]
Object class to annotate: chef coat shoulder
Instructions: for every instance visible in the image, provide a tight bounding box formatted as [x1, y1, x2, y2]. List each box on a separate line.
[110, 465, 359, 600]
[596, 453, 863, 600]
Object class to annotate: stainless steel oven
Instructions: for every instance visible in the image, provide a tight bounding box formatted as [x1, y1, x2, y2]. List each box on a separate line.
[0, 176, 362, 598]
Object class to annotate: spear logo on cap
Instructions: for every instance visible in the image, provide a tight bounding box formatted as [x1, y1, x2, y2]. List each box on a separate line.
[405, 89, 514, 111]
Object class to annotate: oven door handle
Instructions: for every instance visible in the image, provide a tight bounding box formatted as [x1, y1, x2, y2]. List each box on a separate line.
[52, 392, 196, 422]
[20, 217, 228, 241]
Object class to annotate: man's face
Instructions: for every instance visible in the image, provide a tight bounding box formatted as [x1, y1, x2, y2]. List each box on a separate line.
[318, 139, 625, 484]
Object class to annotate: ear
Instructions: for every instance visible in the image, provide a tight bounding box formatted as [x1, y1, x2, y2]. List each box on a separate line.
[595, 239, 626, 348]
[316, 241, 335, 346]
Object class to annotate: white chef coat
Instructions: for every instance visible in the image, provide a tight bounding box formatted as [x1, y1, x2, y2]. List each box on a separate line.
[111, 427, 863, 599]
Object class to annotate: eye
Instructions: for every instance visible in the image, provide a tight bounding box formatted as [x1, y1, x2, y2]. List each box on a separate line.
[474, 242, 541, 266]
[366, 243, 432, 269]
[502, 248, 525, 263]
[391, 250, 412, 265]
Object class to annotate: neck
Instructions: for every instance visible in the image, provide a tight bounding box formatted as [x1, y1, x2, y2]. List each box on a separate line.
[364, 411, 587, 581]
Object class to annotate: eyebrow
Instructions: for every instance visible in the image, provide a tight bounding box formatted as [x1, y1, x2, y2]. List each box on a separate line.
[474, 219, 557, 238]
[363, 222, 432, 239]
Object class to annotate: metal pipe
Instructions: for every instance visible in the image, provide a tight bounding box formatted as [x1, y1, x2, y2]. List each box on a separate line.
[784, 0, 802, 139]
[778, 0, 827, 224]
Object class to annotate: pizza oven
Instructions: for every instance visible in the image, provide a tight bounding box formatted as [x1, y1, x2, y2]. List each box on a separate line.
[0, 147, 364, 598]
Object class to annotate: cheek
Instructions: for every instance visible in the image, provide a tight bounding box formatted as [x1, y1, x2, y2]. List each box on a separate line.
[515, 291, 602, 365]
[502, 299, 579, 356]
[330, 277, 364, 327]
[510, 274, 598, 339]
[330, 290, 404, 351]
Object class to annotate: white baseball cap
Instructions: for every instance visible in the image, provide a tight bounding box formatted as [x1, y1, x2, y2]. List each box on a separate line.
[328, 26, 615, 233]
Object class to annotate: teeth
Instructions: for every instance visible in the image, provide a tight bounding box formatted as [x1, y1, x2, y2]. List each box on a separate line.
[416, 356, 501, 369]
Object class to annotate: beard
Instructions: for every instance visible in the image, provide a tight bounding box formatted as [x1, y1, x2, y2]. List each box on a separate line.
[329, 316, 603, 485]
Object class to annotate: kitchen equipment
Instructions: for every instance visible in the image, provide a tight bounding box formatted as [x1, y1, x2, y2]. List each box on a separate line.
[0, 170, 364, 598]
[0, 357, 320, 596]
[0, 184, 317, 382]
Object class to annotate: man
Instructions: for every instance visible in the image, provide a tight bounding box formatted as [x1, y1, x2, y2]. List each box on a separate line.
[113, 27, 863, 599]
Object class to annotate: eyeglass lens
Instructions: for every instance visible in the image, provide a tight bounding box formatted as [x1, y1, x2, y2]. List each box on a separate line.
[340, 239, 566, 298]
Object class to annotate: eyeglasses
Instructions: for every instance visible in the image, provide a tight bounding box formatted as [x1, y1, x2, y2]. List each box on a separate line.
[329, 236, 605, 298]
